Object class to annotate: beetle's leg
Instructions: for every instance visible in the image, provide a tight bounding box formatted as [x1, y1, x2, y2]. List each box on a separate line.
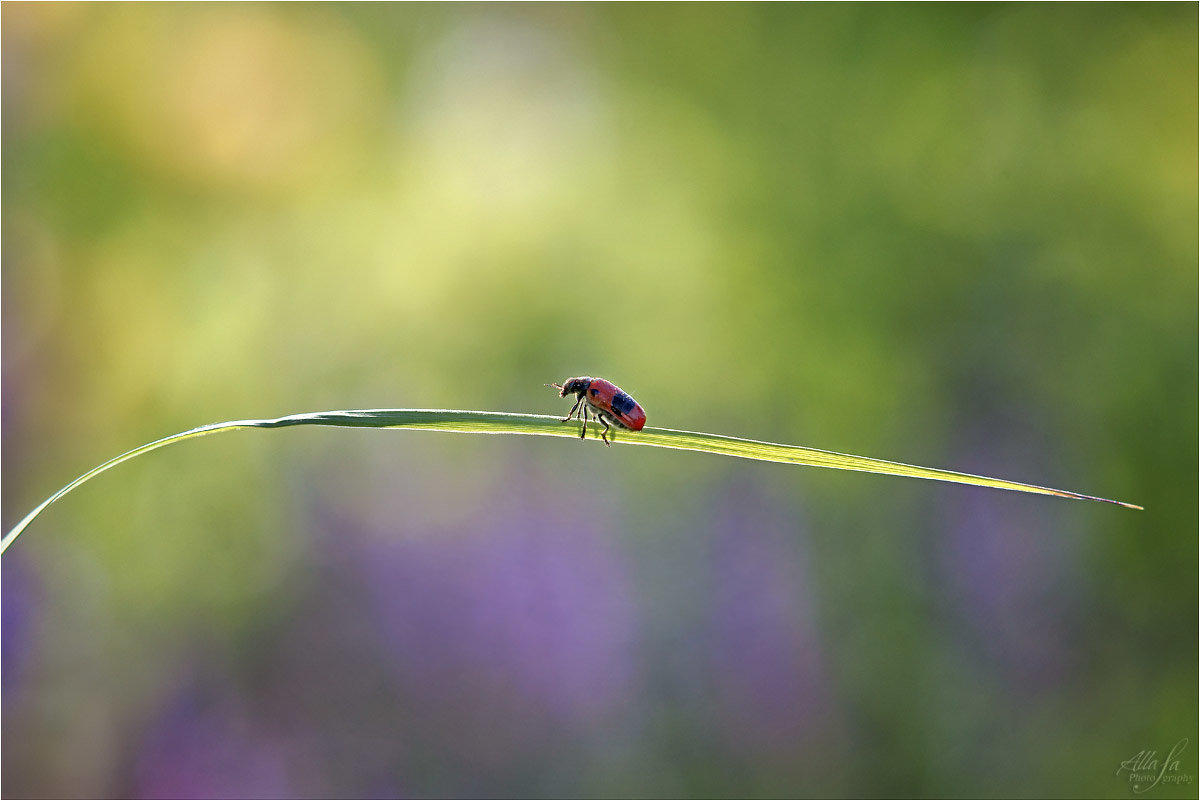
[599, 414, 611, 446]
[580, 405, 588, 439]
[562, 394, 583, 423]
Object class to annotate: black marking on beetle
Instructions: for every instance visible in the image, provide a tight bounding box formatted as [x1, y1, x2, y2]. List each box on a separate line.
[590, 387, 599, 396]
[610, 392, 637, 416]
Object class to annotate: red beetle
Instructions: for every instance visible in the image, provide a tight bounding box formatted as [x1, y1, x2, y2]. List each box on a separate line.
[550, 376, 646, 446]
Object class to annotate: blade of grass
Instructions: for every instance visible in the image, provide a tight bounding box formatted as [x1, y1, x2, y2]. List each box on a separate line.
[2, 408, 1141, 553]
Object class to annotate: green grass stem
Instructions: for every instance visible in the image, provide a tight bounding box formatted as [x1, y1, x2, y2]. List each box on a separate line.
[1, 408, 1141, 554]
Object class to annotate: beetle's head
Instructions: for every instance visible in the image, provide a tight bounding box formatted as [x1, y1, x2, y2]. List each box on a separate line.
[551, 377, 590, 397]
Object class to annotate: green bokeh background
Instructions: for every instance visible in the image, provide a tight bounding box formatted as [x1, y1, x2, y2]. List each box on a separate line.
[3, 4, 1195, 797]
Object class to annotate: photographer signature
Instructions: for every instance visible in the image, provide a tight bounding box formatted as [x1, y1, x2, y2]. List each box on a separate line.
[1116, 738, 1192, 793]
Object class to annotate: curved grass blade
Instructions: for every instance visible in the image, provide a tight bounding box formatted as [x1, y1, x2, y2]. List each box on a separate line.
[2, 408, 1141, 554]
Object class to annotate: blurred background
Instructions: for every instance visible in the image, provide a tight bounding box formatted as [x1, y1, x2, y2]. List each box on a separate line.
[2, 4, 1195, 798]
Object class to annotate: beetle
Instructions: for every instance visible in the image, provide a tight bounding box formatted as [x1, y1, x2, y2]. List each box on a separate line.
[549, 376, 646, 446]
